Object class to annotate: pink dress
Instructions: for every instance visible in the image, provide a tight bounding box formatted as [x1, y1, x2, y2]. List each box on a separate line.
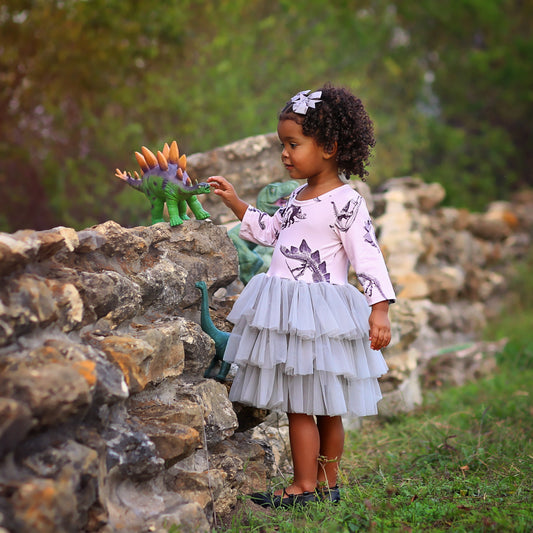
[224, 184, 396, 416]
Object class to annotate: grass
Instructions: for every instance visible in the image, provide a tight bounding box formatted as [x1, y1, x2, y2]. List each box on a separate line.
[217, 254, 533, 532]
[219, 359, 532, 532]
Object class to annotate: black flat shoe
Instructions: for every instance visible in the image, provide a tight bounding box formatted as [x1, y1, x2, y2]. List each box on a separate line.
[250, 490, 276, 508]
[317, 484, 341, 503]
[250, 488, 318, 508]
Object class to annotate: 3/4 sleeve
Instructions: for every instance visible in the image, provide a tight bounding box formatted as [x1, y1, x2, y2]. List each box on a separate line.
[238, 205, 283, 247]
[338, 195, 396, 306]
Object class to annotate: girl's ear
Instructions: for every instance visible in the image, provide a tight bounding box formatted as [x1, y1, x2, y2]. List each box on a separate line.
[322, 142, 337, 160]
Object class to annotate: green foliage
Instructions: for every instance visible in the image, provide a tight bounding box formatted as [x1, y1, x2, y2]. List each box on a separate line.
[396, 0, 532, 209]
[484, 250, 533, 371]
[0, 1, 530, 231]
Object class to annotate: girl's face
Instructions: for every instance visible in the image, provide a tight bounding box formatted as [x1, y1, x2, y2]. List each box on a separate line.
[277, 119, 334, 182]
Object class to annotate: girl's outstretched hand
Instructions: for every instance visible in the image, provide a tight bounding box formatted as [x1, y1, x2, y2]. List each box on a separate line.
[207, 176, 249, 220]
[368, 301, 391, 351]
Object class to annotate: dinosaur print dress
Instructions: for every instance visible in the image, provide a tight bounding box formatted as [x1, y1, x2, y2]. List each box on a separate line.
[223, 184, 396, 416]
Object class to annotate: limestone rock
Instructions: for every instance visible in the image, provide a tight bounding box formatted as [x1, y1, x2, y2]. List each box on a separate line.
[382, 348, 420, 383]
[421, 340, 502, 388]
[2, 274, 59, 339]
[49, 281, 84, 332]
[85, 317, 210, 394]
[76, 229, 107, 253]
[22, 440, 99, 528]
[251, 412, 292, 476]
[0, 231, 41, 275]
[468, 211, 513, 241]
[375, 186, 427, 276]
[394, 271, 429, 300]
[0, 398, 34, 456]
[56, 336, 130, 406]
[101, 468, 210, 533]
[128, 383, 205, 436]
[78, 271, 142, 325]
[378, 367, 422, 416]
[0, 360, 96, 428]
[91, 220, 149, 267]
[180, 320, 215, 376]
[103, 414, 165, 480]
[174, 378, 238, 446]
[49, 226, 80, 252]
[424, 265, 466, 303]
[132, 258, 187, 310]
[165, 468, 226, 514]
[137, 420, 200, 463]
[156, 220, 239, 307]
[208, 431, 272, 515]
[8, 476, 79, 533]
[128, 389, 204, 465]
[464, 266, 505, 301]
[416, 181, 446, 212]
[387, 300, 419, 352]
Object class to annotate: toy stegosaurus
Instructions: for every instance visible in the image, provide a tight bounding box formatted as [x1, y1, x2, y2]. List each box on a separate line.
[115, 141, 211, 226]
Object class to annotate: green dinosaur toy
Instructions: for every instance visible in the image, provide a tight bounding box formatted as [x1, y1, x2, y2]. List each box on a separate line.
[115, 140, 211, 226]
[228, 180, 299, 284]
[195, 281, 231, 381]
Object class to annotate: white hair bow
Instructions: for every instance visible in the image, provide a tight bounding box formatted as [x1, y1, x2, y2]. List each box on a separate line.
[291, 90, 322, 115]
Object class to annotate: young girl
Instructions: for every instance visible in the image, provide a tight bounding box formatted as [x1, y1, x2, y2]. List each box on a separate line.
[207, 85, 396, 508]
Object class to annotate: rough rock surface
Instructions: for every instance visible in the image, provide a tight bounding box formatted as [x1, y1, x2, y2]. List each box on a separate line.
[0, 220, 257, 532]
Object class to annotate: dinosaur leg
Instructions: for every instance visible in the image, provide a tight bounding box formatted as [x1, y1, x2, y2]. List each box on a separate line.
[177, 199, 190, 221]
[215, 361, 231, 382]
[150, 196, 166, 224]
[166, 198, 184, 226]
[187, 196, 211, 221]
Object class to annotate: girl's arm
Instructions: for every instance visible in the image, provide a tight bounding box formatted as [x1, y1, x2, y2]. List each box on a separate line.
[207, 176, 249, 221]
[339, 193, 396, 306]
[368, 300, 391, 351]
[209, 175, 282, 247]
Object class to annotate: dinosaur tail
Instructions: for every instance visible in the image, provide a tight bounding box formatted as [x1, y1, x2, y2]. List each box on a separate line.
[124, 176, 143, 190]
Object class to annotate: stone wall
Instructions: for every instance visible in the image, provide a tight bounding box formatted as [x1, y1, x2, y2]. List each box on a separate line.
[0, 132, 531, 532]
[0, 221, 272, 532]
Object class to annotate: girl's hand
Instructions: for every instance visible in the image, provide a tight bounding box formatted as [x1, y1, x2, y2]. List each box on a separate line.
[368, 301, 391, 351]
[207, 176, 249, 220]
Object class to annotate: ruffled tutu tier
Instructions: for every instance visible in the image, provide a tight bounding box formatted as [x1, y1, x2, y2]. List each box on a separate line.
[224, 274, 388, 416]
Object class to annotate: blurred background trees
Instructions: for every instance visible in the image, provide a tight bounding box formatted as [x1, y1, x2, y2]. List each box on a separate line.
[1, 0, 530, 232]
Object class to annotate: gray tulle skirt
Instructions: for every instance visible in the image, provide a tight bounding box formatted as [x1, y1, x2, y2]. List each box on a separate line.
[223, 273, 388, 417]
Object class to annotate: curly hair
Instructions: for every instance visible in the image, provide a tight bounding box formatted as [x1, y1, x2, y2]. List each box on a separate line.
[279, 84, 375, 180]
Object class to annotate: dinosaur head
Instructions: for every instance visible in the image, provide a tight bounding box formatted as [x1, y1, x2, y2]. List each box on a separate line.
[257, 181, 299, 215]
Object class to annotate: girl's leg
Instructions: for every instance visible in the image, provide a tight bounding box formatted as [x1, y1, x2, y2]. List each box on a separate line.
[276, 413, 319, 495]
[316, 415, 344, 487]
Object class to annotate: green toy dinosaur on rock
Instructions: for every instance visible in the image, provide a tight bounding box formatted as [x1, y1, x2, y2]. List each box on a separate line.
[195, 280, 231, 381]
[115, 141, 211, 226]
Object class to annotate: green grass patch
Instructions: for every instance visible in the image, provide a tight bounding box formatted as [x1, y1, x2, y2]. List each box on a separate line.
[219, 364, 532, 532]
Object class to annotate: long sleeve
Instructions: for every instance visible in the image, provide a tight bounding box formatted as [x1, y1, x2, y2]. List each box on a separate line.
[338, 195, 396, 305]
[238, 205, 283, 247]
